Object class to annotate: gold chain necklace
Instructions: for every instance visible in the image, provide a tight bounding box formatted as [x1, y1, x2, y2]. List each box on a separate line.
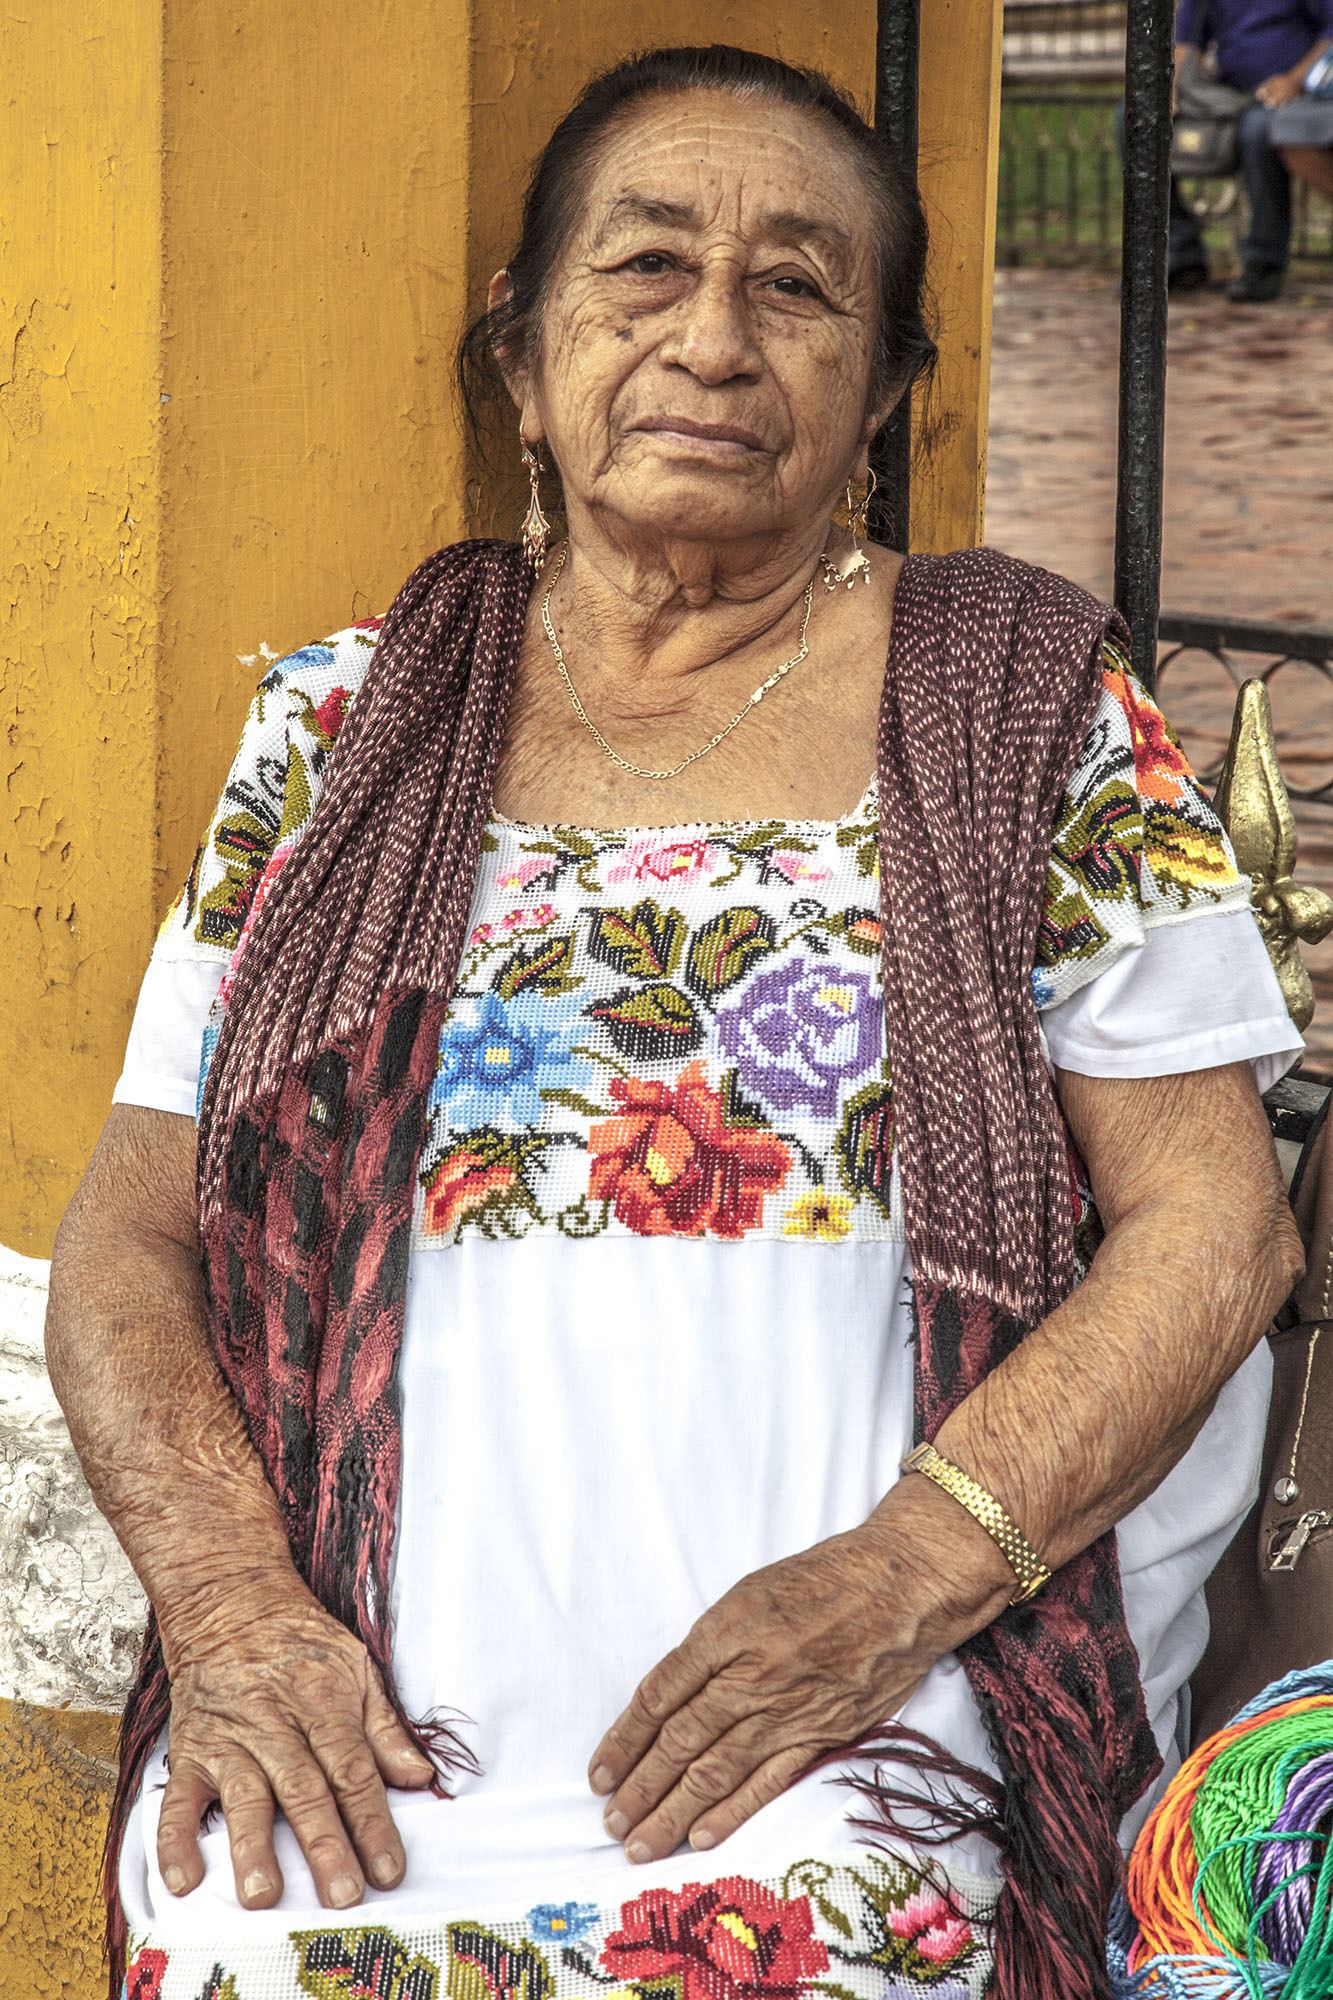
[539, 539, 820, 782]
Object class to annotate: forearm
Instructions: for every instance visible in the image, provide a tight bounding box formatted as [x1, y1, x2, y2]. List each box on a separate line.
[865, 1151, 1301, 1646]
[1294, 35, 1332, 80]
[46, 1115, 306, 1669]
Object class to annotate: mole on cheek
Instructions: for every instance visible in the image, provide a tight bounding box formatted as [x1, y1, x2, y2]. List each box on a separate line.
[615, 325, 635, 343]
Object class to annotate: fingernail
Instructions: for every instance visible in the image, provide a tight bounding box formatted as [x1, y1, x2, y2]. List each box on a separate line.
[164, 1865, 188, 1895]
[604, 1809, 629, 1839]
[590, 1765, 615, 1795]
[328, 1873, 361, 1908]
[242, 1870, 274, 1901]
[690, 1826, 717, 1850]
[370, 1851, 399, 1887]
[626, 1840, 652, 1865]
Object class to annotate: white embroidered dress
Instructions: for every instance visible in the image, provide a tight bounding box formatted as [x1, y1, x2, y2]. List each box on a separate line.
[112, 621, 1302, 2000]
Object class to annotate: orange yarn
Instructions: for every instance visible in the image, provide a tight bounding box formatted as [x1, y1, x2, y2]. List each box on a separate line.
[1125, 1693, 1332, 1967]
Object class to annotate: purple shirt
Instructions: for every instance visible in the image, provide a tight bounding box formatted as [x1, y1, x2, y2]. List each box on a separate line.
[1175, 0, 1333, 88]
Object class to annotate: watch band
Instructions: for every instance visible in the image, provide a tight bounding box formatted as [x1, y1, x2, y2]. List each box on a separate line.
[901, 1441, 1052, 1607]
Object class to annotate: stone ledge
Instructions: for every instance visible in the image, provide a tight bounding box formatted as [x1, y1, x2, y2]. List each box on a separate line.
[0, 1245, 146, 1711]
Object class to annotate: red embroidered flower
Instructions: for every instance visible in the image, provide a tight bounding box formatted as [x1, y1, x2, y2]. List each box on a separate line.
[423, 1146, 517, 1235]
[125, 1946, 169, 2000]
[588, 1060, 791, 1238]
[602, 1879, 829, 2000]
[313, 684, 353, 741]
[1105, 658, 1193, 806]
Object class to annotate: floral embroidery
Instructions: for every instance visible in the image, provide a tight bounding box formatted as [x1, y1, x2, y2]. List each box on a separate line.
[601, 1879, 829, 2000]
[588, 1062, 793, 1239]
[525, 1903, 600, 1942]
[293, 1926, 440, 1998]
[123, 1854, 997, 2000]
[605, 834, 722, 887]
[782, 1190, 854, 1241]
[715, 956, 881, 1117]
[163, 626, 1250, 1258]
[124, 1945, 169, 2000]
[1037, 638, 1249, 1002]
[431, 991, 591, 1130]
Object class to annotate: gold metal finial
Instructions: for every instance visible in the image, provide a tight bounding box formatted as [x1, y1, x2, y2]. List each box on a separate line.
[1212, 678, 1333, 1032]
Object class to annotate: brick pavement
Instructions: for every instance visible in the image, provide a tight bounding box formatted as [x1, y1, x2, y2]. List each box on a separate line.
[984, 265, 1333, 1071]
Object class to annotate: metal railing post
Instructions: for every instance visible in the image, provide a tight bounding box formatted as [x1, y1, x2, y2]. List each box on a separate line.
[870, 0, 920, 551]
[1114, 0, 1175, 689]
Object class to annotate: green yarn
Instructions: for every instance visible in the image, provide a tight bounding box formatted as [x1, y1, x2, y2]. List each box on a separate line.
[1190, 1711, 1333, 1956]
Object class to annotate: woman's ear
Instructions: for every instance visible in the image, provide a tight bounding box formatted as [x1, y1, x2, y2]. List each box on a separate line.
[486, 267, 528, 411]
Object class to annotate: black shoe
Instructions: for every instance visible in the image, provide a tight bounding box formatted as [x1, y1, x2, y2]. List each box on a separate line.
[1168, 263, 1210, 294]
[1226, 264, 1284, 302]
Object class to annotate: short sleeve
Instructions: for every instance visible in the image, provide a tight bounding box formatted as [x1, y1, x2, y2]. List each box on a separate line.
[113, 620, 382, 1117]
[1033, 637, 1304, 1089]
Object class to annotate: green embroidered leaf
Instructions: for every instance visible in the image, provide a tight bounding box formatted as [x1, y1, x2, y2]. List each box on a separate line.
[195, 1969, 241, 2000]
[781, 1860, 856, 1941]
[834, 821, 879, 880]
[719, 1066, 772, 1131]
[293, 1926, 441, 2000]
[587, 901, 686, 980]
[1034, 883, 1110, 967]
[278, 741, 314, 842]
[727, 821, 791, 854]
[833, 1079, 895, 1218]
[684, 907, 775, 998]
[493, 933, 576, 999]
[540, 1084, 610, 1120]
[557, 1194, 612, 1238]
[586, 983, 704, 1060]
[448, 1925, 552, 2000]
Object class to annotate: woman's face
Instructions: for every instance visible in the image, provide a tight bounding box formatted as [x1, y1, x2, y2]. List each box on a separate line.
[516, 91, 893, 558]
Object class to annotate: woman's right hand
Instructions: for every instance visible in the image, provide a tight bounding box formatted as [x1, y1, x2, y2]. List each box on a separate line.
[156, 1587, 437, 1912]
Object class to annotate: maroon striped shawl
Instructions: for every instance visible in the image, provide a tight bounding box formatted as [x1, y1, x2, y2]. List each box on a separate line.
[105, 538, 1159, 2000]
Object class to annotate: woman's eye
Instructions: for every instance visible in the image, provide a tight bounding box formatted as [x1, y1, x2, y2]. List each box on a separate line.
[623, 252, 673, 276]
[769, 274, 821, 300]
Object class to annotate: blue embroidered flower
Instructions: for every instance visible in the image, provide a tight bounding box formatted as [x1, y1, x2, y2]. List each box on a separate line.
[716, 953, 881, 1116]
[432, 989, 591, 1127]
[1030, 965, 1056, 1008]
[527, 1901, 601, 1942]
[262, 642, 337, 685]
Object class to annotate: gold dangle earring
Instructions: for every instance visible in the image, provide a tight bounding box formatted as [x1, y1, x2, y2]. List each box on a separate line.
[519, 431, 551, 573]
[842, 468, 876, 587]
[819, 468, 876, 591]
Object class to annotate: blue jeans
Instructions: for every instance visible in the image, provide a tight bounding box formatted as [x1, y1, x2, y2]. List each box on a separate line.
[1116, 100, 1293, 272]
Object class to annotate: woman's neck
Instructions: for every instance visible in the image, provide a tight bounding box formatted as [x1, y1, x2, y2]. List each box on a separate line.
[541, 515, 835, 722]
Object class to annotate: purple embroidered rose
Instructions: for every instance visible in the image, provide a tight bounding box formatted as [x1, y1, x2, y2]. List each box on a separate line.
[716, 953, 881, 1116]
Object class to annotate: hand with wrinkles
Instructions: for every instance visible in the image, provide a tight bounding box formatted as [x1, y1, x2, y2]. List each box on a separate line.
[585, 1497, 993, 1865]
[157, 1586, 437, 1911]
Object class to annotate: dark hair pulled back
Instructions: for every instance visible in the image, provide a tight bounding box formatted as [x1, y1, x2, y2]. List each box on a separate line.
[456, 43, 937, 469]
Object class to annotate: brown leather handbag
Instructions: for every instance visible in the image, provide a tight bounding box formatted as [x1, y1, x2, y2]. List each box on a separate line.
[1191, 1088, 1333, 1744]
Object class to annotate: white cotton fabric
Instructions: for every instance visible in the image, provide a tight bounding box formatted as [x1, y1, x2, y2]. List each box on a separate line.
[113, 892, 1302, 1939]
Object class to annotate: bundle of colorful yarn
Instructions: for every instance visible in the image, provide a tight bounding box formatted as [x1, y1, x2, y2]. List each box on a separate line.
[1108, 1663, 1333, 1997]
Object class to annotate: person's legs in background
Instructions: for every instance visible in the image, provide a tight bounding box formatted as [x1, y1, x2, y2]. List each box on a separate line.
[1228, 103, 1292, 300]
[1279, 144, 1333, 200]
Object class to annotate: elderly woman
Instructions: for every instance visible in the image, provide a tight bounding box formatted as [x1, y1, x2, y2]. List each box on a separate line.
[48, 44, 1304, 2000]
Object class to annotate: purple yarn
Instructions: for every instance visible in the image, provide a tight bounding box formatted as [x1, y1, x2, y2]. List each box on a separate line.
[1253, 1751, 1333, 1960]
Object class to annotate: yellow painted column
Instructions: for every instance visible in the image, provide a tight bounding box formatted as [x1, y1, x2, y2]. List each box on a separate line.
[1, 0, 164, 1254]
[2, 13, 1003, 1997]
[916, 0, 1005, 551]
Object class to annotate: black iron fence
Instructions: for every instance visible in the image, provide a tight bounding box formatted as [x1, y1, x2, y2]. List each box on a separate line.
[998, 88, 1333, 266]
[1157, 614, 1333, 807]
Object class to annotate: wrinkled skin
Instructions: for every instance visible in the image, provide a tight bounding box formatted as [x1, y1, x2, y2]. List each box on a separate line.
[46, 83, 1304, 1915]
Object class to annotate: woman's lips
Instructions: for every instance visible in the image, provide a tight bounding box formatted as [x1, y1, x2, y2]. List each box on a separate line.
[634, 419, 767, 457]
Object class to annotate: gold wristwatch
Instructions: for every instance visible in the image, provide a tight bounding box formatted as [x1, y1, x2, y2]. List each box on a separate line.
[901, 1441, 1052, 1607]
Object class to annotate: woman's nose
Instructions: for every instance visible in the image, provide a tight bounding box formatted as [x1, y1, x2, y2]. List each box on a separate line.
[657, 271, 763, 384]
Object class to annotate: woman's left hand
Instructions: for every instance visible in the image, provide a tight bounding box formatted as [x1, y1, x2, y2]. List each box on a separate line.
[587, 1510, 980, 1863]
